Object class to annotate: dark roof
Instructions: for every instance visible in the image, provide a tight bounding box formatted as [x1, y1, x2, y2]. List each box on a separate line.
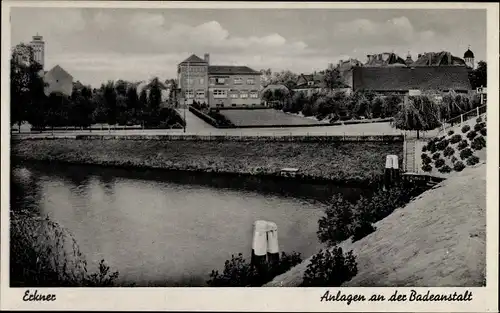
[179, 54, 207, 64]
[412, 51, 465, 67]
[208, 65, 260, 75]
[352, 66, 472, 92]
[365, 53, 406, 67]
[464, 49, 475, 58]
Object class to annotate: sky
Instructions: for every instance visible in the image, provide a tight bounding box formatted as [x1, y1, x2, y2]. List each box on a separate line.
[10, 7, 487, 87]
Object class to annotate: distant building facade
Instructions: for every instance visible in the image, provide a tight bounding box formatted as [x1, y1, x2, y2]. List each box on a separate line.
[177, 54, 261, 108]
[43, 65, 74, 96]
[293, 73, 325, 96]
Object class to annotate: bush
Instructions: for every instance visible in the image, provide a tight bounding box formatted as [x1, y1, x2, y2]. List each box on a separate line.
[476, 117, 482, 123]
[435, 158, 445, 168]
[474, 122, 485, 132]
[422, 157, 432, 165]
[458, 140, 469, 150]
[302, 247, 358, 287]
[447, 130, 455, 136]
[450, 134, 462, 144]
[317, 194, 354, 246]
[438, 165, 452, 173]
[466, 131, 477, 141]
[471, 136, 486, 151]
[318, 185, 423, 247]
[436, 139, 449, 151]
[461, 125, 471, 133]
[427, 141, 437, 153]
[466, 155, 480, 166]
[421, 145, 427, 152]
[432, 152, 441, 160]
[451, 156, 458, 163]
[459, 148, 473, 160]
[10, 211, 119, 287]
[480, 128, 487, 136]
[453, 161, 466, 172]
[443, 146, 455, 158]
[422, 164, 432, 172]
[207, 251, 302, 287]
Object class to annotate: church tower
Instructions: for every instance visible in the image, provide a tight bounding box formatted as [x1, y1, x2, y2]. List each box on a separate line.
[29, 34, 45, 69]
[463, 46, 475, 70]
[405, 51, 413, 66]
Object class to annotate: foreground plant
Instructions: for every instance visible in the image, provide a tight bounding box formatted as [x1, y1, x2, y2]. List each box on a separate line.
[302, 247, 358, 287]
[10, 211, 119, 287]
[207, 251, 302, 287]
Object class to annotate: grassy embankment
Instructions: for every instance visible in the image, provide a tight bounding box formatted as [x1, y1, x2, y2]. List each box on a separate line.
[265, 163, 486, 287]
[11, 139, 403, 184]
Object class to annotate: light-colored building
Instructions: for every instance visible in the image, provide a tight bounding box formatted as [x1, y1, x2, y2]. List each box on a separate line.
[29, 34, 45, 69]
[178, 53, 262, 108]
[43, 65, 73, 96]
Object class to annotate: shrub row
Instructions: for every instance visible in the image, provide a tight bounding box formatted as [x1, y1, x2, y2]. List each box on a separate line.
[317, 183, 424, 247]
[207, 252, 303, 287]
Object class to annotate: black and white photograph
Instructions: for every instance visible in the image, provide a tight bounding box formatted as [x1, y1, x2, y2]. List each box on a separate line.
[1, 1, 498, 311]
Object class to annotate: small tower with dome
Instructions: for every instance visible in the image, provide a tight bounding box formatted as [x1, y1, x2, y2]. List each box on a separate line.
[405, 51, 413, 66]
[464, 46, 475, 69]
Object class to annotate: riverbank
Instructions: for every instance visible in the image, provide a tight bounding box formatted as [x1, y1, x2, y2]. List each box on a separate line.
[11, 138, 403, 184]
[265, 162, 486, 287]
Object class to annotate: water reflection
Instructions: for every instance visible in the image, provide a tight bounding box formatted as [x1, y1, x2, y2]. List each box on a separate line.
[10, 160, 370, 286]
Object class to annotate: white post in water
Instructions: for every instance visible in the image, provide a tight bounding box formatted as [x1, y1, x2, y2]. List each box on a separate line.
[384, 155, 393, 190]
[391, 155, 400, 182]
[266, 222, 279, 266]
[252, 220, 269, 272]
[251, 220, 279, 273]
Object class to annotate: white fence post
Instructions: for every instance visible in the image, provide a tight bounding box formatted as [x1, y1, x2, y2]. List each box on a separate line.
[460, 114, 463, 126]
[476, 107, 480, 117]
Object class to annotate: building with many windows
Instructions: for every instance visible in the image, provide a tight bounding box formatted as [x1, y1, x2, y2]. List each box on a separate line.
[177, 53, 261, 108]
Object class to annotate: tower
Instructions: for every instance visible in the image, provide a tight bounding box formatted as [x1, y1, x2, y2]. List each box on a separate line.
[463, 45, 475, 69]
[29, 34, 45, 69]
[405, 51, 413, 66]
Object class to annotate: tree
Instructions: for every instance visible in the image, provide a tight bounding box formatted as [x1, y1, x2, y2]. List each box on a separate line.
[323, 66, 343, 90]
[393, 95, 441, 139]
[468, 61, 487, 89]
[259, 68, 272, 88]
[138, 88, 148, 127]
[11, 43, 46, 132]
[148, 77, 162, 112]
[269, 70, 298, 89]
[69, 85, 94, 128]
[103, 81, 117, 125]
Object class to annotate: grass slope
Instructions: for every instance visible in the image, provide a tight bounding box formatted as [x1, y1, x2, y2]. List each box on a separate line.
[265, 163, 486, 287]
[11, 139, 402, 183]
[220, 109, 324, 126]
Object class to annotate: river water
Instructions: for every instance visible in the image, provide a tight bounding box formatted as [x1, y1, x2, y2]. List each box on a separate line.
[11, 161, 368, 286]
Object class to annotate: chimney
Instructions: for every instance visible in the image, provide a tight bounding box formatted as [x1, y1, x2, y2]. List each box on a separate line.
[447, 52, 451, 65]
[204, 53, 210, 64]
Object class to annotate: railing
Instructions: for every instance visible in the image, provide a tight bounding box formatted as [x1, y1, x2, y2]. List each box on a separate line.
[440, 104, 486, 133]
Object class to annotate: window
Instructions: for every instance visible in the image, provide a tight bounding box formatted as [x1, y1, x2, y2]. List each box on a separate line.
[185, 89, 194, 99]
[240, 90, 248, 99]
[199, 78, 205, 84]
[186, 78, 194, 85]
[307, 81, 314, 86]
[234, 77, 243, 85]
[247, 78, 255, 85]
[230, 93, 239, 99]
[196, 90, 205, 98]
[215, 77, 226, 85]
[250, 91, 259, 99]
[213, 89, 227, 98]
[209, 78, 215, 85]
